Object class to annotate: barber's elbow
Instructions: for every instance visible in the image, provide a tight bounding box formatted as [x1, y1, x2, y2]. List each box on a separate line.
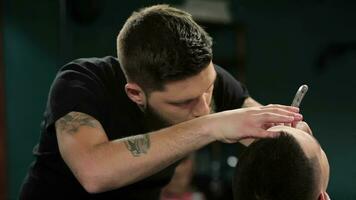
[81, 179, 101, 194]
[76, 165, 121, 194]
[78, 170, 104, 194]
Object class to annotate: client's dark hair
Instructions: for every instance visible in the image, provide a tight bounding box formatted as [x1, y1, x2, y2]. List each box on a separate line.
[233, 132, 319, 200]
[117, 4, 213, 93]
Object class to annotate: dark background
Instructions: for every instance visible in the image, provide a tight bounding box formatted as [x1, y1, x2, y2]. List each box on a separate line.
[1, 0, 356, 199]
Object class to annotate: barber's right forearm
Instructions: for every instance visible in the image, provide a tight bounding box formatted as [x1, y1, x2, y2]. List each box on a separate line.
[103, 117, 215, 191]
[98, 104, 301, 191]
[57, 105, 301, 193]
[58, 115, 215, 194]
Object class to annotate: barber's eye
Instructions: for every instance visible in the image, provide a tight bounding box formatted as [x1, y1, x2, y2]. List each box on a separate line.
[173, 100, 194, 107]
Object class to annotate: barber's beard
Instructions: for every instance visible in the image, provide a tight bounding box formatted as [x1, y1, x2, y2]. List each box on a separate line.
[142, 98, 216, 131]
[142, 104, 172, 132]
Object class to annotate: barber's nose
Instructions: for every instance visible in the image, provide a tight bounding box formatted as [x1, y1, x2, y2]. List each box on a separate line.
[192, 94, 210, 118]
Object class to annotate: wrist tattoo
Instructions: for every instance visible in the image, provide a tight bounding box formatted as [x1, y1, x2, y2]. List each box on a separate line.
[56, 112, 98, 134]
[124, 134, 151, 157]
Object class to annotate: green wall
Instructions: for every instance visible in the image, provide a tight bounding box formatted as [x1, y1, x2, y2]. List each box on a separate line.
[4, 1, 59, 199]
[239, 1, 356, 199]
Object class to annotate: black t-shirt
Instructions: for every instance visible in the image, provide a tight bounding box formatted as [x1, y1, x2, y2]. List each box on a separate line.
[20, 56, 249, 200]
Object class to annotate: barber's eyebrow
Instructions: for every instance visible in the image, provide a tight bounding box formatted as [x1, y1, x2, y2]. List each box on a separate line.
[168, 73, 217, 104]
[169, 98, 195, 105]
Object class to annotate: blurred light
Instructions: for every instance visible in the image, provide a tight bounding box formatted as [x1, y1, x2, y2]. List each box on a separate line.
[211, 160, 220, 171]
[227, 156, 238, 167]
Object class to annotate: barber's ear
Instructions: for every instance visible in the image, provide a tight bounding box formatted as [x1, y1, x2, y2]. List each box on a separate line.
[318, 192, 330, 200]
[125, 83, 147, 106]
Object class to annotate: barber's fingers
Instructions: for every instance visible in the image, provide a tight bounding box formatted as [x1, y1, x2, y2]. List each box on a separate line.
[254, 106, 302, 128]
[252, 129, 281, 138]
[255, 112, 302, 124]
[261, 104, 300, 113]
[292, 121, 298, 128]
[284, 122, 292, 127]
[262, 123, 275, 129]
[258, 107, 303, 119]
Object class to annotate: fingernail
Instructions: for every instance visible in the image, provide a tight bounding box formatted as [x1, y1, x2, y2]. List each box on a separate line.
[294, 113, 303, 119]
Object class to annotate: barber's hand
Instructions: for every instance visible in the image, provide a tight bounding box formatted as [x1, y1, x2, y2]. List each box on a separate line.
[209, 104, 303, 143]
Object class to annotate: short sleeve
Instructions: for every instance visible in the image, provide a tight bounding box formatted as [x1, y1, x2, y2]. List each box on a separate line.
[213, 65, 250, 112]
[45, 64, 107, 128]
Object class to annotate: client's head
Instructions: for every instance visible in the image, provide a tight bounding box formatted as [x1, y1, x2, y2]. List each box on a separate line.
[233, 126, 330, 200]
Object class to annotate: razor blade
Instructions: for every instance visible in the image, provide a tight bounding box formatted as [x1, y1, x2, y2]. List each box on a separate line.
[291, 85, 309, 107]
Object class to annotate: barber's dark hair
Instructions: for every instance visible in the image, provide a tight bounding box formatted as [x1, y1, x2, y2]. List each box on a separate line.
[117, 4, 213, 93]
[233, 132, 320, 200]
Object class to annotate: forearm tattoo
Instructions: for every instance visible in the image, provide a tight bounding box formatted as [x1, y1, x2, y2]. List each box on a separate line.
[56, 112, 98, 134]
[124, 134, 151, 157]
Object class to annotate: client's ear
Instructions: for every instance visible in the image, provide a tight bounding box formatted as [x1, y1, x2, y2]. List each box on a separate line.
[318, 192, 331, 200]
